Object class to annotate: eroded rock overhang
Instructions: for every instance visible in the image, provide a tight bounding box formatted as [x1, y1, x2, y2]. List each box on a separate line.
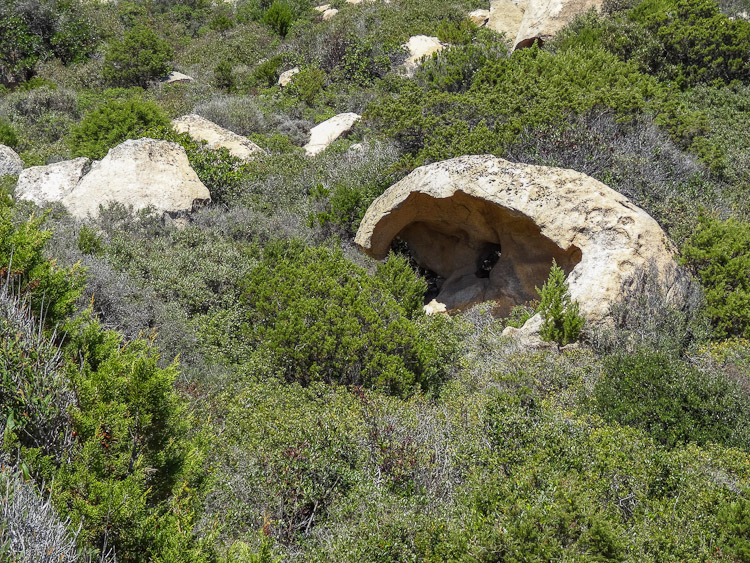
[355, 155, 685, 325]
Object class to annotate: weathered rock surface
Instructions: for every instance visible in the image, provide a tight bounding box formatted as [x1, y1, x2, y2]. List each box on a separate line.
[278, 67, 300, 87]
[513, 0, 603, 48]
[488, 0, 526, 40]
[304, 113, 361, 157]
[355, 155, 684, 328]
[172, 114, 264, 161]
[314, 3, 331, 11]
[15, 158, 89, 206]
[62, 138, 210, 218]
[0, 145, 23, 177]
[402, 36, 444, 77]
[469, 9, 491, 26]
[162, 71, 194, 84]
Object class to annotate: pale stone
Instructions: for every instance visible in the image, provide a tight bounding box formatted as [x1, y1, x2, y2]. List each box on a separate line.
[469, 9, 490, 26]
[514, 0, 603, 49]
[0, 145, 23, 177]
[488, 0, 525, 42]
[172, 114, 264, 162]
[62, 138, 211, 219]
[355, 155, 685, 331]
[322, 7, 338, 20]
[402, 35, 444, 77]
[161, 71, 194, 84]
[278, 67, 300, 87]
[304, 113, 361, 157]
[424, 299, 448, 315]
[15, 158, 89, 207]
[314, 3, 331, 11]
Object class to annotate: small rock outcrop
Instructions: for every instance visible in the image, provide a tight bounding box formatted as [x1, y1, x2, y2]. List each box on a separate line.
[304, 113, 361, 157]
[62, 138, 210, 219]
[402, 36, 444, 77]
[0, 145, 23, 177]
[162, 71, 194, 84]
[355, 155, 684, 328]
[172, 114, 264, 162]
[278, 67, 300, 87]
[513, 0, 602, 48]
[469, 9, 491, 26]
[15, 158, 89, 206]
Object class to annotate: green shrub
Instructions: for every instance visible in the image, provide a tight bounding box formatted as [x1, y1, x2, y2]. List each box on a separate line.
[0, 198, 83, 325]
[262, 0, 294, 38]
[681, 214, 750, 339]
[102, 25, 174, 87]
[0, 0, 96, 86]
[720, 495, 750, 562]
[536, 260, 584, 346]
[594, 349, 750, 449]
[251, 55, 283, 87]
[435, 18, 477, 45]
[77, 225, 104, 256]
[68, 97, 169, 159]
[0, 119, 18, 149]
[242, 241, 456, 397]
[632, 0, 750, 88]
[288, 66, 326, 105]
[214, 60, 235, 92]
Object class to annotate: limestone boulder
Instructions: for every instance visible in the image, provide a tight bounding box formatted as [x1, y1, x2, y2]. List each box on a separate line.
[514, 0, 603, 49]
[402, 36, 444, 77]
[172, 114, 264, 162]
[322, 7, 338, 19]
[62, 138, 211, 219]
[304, 113, 361, 157]
[278, 67, 300, 87]
[314, 3, 331, 11]
[0, 145, 23, 177]
[355, 155, 685, 328]
[15, 158, 89, 206]
[488, 0, 526, 41]
[469, 9, 490, 26]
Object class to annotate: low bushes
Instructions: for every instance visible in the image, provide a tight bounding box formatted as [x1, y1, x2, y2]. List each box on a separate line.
[102, 25, 173, 87]
[68, 97, 169, 159]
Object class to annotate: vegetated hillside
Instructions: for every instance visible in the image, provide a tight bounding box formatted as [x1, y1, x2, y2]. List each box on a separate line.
[2, 0, 750, 560]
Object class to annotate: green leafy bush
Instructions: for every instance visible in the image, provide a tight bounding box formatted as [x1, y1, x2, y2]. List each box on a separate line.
[632, 0, 750, 88]
[214, 60, 235, 92]
[262, 0, 294, 38]
[242, 241, 455, 397]
[594, 349, 750, 449]
[681, 214, 750, 339]
[0, 119, 18, 149]
[251, 55, 284, 87]
[0, 197, 83, 324]
[288, 66, 326, 105]
[102, 25, 174, 87]
[536, 260, 584, 346]
[68, 97, 169, 160]
[720, 495, 750, 562]
[0, 0, 96, 86]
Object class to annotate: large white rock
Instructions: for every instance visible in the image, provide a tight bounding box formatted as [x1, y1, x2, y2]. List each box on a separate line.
[402, 36, 444, 77]
[304, 113, 361, 157]
[62, 138, 211, 219]
[488, 0, 526, 40]
[172, 114, 264, 162]
[15, 158, 89, 207]
[355, 155, 686, 328]
[513, 0, 603, 48]
[0, 145, 23, 177]
[278, 67, 300, 87]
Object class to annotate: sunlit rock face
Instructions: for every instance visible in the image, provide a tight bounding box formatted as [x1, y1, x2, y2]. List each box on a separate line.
[355, 155, 686, 325]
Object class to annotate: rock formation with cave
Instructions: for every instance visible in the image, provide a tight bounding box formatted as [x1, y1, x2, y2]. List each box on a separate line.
[355, 155, 686, 327]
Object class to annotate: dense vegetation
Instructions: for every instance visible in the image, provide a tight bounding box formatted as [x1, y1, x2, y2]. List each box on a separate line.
[2, 0, 750, 560]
